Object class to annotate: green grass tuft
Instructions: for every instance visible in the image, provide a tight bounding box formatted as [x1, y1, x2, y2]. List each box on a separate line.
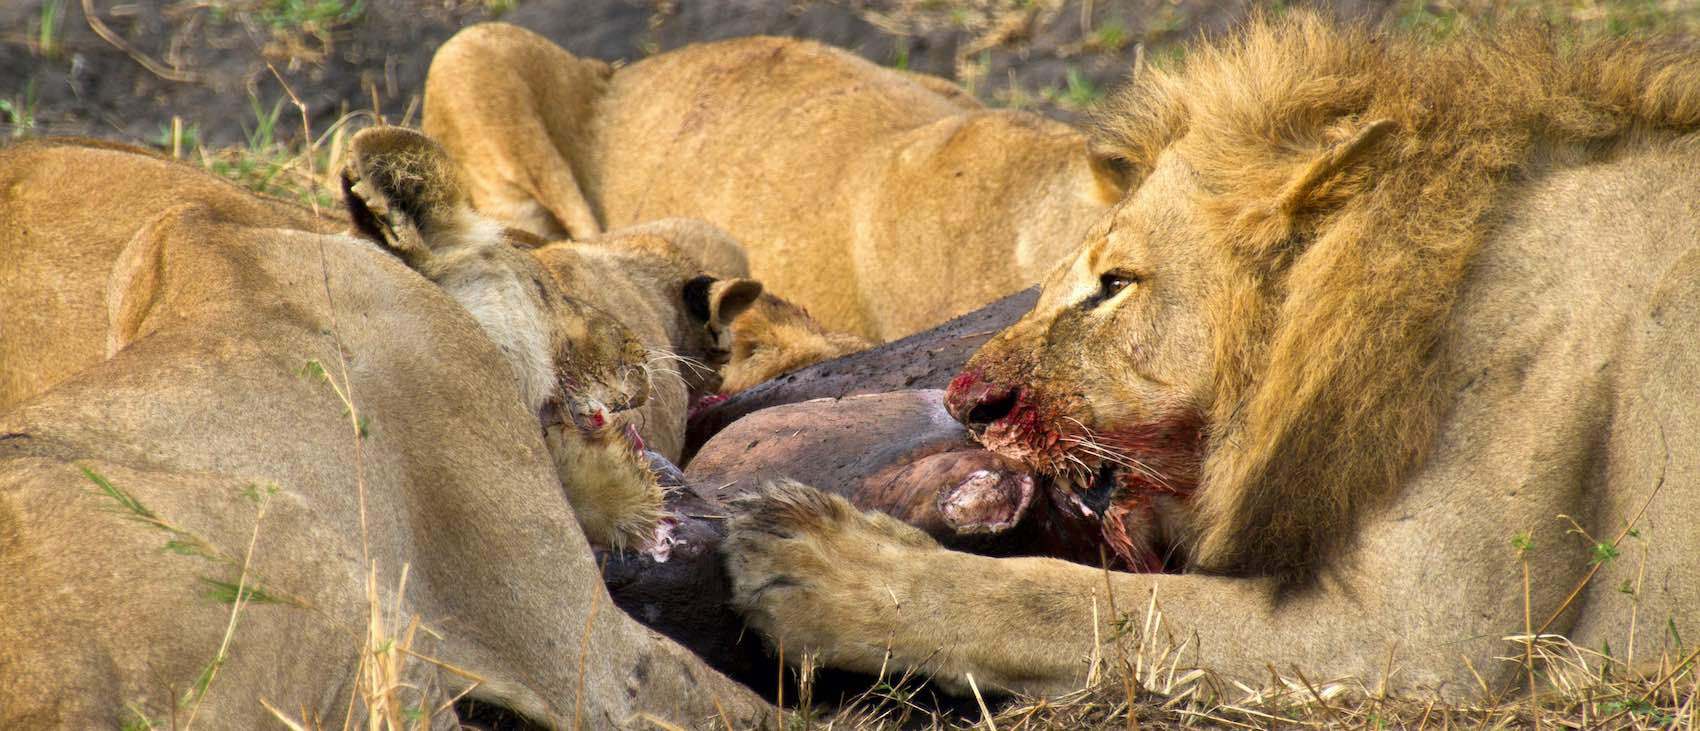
[37, 0, 63, 58]
[260, 0, 366, 31]
[82, 465, 159, 523]
[200, 577, 287, 605]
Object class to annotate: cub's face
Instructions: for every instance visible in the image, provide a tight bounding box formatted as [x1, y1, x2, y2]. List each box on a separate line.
[945, 152, 1218, 570]
[541, 288, 653, 434]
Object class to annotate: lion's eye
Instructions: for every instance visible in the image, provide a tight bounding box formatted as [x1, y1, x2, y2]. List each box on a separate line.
[1081, 270, 1140, 310]
[1099, 272, 1138, 298]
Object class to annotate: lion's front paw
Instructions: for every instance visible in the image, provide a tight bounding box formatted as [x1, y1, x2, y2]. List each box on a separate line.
[722, 480, 941, 666]
[546, 425, 667, 555]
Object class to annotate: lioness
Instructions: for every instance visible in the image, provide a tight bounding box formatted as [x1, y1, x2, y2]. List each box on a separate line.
[0, 141, 769, 725]
[423, 23, 1132, 340]
[721, 15, 1700, 699]
[0, 132, 667, 551]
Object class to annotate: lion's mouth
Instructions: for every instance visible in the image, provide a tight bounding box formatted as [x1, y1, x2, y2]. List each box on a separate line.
[1032, 439, 1200, 573]
[1045, 460, 1122, 517]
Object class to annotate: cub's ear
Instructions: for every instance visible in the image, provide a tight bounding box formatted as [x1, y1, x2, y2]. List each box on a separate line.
[1086, 140, 1137, 204]
[106, 204, 212, 356]
[340, 126, 474, 268]
[682, 275, 763, 329]
[1276, 118, 1397, 214]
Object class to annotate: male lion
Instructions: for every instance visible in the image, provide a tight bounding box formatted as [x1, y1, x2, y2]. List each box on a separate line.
[422, 23, 1132, 340]
[721, 15, 1700, 700]
[0, 140, 769, 725]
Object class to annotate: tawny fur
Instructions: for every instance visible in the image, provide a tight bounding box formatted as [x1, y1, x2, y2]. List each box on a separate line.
[423, 23, 1129, 340]
[0, 137, 342, 410]
[527, 218, 764, 460]
[719, 294, 874, 394]
[0, 149, 769, 726]
[1088, 13, 1700, 574]
[1, 132, 668, 561]
[721, 13, 1700, 701]
[544, 426, 665, 553]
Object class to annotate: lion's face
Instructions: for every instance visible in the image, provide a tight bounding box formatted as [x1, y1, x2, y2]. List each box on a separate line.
[541, 289, 653, 438]
[945, 152, 1216, 569]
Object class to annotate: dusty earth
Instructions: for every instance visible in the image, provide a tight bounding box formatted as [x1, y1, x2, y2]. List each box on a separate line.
[0, 0, 1401, 146]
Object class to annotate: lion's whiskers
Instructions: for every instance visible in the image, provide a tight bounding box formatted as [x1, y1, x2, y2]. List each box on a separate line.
[644, 346, 714, 379]
[1060, 432, 1175, 491]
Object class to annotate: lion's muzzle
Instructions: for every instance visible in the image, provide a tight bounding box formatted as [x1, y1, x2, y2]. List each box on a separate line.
[944, 369, 1018, 434]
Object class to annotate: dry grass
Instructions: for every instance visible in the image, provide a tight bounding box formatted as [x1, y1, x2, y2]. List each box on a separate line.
[47, 2, 1700, 727]
[275, 85, 484, 729]
[1391, 0, 1700, 39]
[804, 590, 1697, 730]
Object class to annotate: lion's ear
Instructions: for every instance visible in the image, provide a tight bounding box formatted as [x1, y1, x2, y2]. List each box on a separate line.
[340, 126, 475, 269]
[1086, 140, 1138, 204]
[106, 204, 212, 356]
[1276, 119, 1397, 214]
[682, 275, 763, 330]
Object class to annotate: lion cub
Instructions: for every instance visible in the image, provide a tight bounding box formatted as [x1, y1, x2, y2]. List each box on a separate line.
[717, 294, 874, 395]
[341, 127, 670, 552]
[346, 123, 875, 461]
[423, 191, 870, 457]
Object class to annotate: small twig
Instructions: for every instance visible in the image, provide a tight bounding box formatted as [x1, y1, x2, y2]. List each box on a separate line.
[82, 0, 201, 83]
[1523, 551, 1538, 731]
[258, 697, 309, 731]
[1097, 546, 1138, 727]
[626, 713, 687, 730]
[182, 490, 272, 730]
[711, 695, 734, 731]
[1625, 543, 1646, 670]
[1593, 645, 1700, 728]
[1292, 668, 1344, 727]
[1460, 654, 1492, 697]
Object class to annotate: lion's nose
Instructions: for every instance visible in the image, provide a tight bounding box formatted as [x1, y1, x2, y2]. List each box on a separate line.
[945, 370, 1019, 433]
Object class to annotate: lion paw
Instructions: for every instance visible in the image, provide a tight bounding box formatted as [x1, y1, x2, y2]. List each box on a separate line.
[340, 126, 470, 259]
[722, 480, 940, 662]
[546, 425, 668, 555]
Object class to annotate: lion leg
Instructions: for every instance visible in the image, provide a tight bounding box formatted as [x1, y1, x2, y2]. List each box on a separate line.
[724, 480, 1555, 700]
[724, 479, 1105, 695]
[424, 23, 609, 240]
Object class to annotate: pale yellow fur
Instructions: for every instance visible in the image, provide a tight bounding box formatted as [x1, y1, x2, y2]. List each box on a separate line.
[0, 142, 769, 725]
[2, 132, 667, 555]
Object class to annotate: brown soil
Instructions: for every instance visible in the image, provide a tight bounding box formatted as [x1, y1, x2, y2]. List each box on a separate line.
[0, 0, 1399, 146]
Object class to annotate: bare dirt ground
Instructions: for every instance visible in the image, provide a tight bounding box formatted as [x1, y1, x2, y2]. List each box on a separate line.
[0, 0, 1413, 146]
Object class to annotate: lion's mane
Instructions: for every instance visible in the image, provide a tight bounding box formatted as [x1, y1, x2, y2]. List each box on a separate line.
[1093, 12, 1700, 575]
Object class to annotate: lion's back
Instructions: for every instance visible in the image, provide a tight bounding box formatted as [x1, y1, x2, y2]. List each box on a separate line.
[0, 141, 333, 409]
